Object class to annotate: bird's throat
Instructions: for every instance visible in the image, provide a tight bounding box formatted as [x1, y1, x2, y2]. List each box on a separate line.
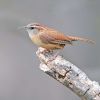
[28, 32, 33, 38]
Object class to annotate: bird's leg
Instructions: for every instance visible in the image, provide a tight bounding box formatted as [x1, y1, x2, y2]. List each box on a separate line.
[39, 47, 61, 64]
[39, 48, 54, 60]
[47, 50, 60, 63]
[53, 50, 60, 58]
[40, 48, 53, 54]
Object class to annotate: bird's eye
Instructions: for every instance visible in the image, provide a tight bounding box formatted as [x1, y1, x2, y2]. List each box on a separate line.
[29, 27, 34, 30]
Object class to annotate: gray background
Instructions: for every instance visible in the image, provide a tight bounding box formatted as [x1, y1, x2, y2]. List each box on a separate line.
[0, 0, 100, 100]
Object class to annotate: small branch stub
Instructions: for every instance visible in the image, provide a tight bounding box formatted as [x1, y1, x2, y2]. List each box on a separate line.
[36, 47, 100, 100]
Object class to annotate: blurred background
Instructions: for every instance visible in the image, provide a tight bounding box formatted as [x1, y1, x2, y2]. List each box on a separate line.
[0, 0, 100, 100]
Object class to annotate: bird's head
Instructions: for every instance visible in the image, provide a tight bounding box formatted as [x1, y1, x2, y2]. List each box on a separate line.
[19, 23, 48, 37]
[25, 23, 46, 31]
[22, 23, 47, 37]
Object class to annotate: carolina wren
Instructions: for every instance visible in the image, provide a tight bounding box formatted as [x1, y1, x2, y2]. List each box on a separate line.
[23, 23, 94, 50]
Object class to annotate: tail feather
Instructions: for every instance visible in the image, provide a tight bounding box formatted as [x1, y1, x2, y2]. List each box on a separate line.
[67, 36, 95, 44]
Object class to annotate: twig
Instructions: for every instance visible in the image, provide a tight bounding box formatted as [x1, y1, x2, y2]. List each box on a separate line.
[36, 47, 100, 100]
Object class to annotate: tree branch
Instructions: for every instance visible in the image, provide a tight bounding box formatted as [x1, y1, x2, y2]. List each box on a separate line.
[36, 47, 100, 100]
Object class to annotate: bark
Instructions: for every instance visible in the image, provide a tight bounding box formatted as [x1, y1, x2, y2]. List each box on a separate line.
[36, 47, 100, 100]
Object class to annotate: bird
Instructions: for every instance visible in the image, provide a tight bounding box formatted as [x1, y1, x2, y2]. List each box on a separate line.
[23, 23, 94, 52]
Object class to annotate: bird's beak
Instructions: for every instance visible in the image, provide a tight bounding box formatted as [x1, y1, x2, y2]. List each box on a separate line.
[18, 26, 27, 30]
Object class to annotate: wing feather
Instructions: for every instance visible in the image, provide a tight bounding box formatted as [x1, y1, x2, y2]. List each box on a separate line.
[39, 31, 72, 44]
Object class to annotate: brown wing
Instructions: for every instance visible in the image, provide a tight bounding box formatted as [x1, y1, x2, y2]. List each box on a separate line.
[39, 30, 72, 45]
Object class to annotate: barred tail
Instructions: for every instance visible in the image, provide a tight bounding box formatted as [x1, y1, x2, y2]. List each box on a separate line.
[67, 36, 95, 44]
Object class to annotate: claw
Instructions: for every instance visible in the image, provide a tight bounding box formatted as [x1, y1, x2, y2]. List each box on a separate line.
[46, 50, 60, 63]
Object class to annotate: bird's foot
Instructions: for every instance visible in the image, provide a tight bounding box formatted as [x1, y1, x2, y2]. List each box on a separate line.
[47, 51, 60, 64]
[47, 54, 58, 64]
[40, 49, 53, 54]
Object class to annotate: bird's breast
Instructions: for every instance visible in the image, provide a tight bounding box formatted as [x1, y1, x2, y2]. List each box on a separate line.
[31, 35, 44, 46]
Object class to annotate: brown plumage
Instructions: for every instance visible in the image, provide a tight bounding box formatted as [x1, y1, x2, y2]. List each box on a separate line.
[25, 23, 94, 50]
